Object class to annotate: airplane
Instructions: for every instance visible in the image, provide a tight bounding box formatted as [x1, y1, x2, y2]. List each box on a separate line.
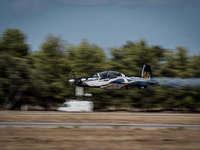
[68, 65, 157, 90]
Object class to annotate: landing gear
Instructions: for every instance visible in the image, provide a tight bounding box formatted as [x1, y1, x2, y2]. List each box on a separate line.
[75, 87, 92, 100]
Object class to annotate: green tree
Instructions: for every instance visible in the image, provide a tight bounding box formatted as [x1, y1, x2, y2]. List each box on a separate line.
[67, 40, 107, 77]
[36, 35, 70, 110]
[160, 47, 190, 78]
[190, 55, 200, 77]
[0, 29, 29, 57]
[0, 56, 33, 109]
[0, 29, 33, 109]
[110, 40, 164, 76]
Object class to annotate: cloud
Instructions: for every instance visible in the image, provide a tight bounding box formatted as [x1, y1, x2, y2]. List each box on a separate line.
[8, 0, 187, 13]
[6, 0, 188, 15]
[9, 0, 43, 13]
[59, 0, 187, 6]
[60, 0, 109, 5]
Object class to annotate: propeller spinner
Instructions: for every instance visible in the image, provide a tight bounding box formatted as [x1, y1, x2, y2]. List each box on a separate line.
[69, 70, 75, 83]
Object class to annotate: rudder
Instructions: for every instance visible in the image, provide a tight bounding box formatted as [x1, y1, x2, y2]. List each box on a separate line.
[141, 65, 152, 80]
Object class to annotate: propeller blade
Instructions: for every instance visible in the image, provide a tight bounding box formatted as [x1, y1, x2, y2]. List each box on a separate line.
[69, 70, 76, 85]
[69, 70, 75, 79]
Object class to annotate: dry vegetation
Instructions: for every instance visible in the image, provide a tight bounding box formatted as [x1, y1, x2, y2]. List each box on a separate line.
[0, 112, 200, 125]
[1, 127, 200, 150]
[0, 111, 200, 150]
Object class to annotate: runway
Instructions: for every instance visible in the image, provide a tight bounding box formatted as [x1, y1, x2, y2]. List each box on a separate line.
[1, 122, 200, 129]
[1, 112, 199, 129]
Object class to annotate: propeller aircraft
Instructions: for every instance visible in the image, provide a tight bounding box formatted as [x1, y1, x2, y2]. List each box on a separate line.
[69, 65, 157, 90]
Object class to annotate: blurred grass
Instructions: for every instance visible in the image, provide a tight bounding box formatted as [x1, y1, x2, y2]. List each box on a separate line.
[0, 112, 199, 125]
[55, 126, 71, 129]
[0, 127, 200, 150]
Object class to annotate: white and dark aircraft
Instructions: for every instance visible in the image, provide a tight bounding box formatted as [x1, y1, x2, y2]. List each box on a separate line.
[69, 65, 157, 90]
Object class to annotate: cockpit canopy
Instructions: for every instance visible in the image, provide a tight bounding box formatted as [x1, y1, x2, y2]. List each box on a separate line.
[92, 71, 125, 78]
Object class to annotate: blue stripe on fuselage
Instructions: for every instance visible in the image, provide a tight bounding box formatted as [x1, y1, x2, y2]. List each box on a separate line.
[111, 79, 125, 83]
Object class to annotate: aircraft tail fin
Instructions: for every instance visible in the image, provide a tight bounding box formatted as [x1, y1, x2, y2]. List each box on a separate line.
[141, 65, 152, 80]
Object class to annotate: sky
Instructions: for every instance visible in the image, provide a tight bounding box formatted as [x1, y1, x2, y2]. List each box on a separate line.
[0, 0, 200, 56]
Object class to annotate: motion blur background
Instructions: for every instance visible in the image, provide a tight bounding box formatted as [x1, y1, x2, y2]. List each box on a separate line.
[0, 0, 200, 111]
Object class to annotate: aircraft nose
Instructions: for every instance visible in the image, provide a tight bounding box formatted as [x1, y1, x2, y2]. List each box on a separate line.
[69, 79, 75, 83]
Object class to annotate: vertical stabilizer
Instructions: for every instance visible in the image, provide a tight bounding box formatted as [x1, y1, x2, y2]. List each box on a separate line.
[141, 65, 152, 80]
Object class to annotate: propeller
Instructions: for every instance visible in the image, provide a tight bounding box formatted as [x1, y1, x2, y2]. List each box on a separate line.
[69, 70, 75, 83]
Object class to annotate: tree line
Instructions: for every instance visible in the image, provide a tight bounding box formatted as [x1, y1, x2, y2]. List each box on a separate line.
[0, 29, 200, 111]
